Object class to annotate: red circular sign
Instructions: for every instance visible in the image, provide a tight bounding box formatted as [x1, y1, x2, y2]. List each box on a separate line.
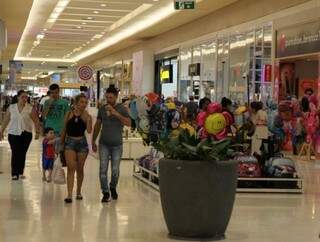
[78, 65, 93, 81]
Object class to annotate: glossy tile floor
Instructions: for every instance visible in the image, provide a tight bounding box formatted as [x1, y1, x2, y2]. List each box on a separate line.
[0, 139, 320, 242]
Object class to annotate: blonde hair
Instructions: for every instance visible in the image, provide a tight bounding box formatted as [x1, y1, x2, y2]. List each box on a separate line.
[75, 93, 87, 104]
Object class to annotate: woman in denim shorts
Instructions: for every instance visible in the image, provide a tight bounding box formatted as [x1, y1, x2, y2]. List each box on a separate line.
[61, 94, 92, 203]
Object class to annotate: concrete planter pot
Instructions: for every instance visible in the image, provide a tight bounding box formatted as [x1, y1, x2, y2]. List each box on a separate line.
[159, 159, 238, 241]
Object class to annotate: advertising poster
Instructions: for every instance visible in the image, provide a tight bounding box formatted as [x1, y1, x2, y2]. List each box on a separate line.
[9, 60, 23, 85]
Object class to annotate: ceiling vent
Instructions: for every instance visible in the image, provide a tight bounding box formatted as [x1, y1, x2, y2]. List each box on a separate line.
[57, 66, 69, 69]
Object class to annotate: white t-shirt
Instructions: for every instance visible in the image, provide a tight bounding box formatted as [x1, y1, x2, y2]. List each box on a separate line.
[8, 104, 33, 135]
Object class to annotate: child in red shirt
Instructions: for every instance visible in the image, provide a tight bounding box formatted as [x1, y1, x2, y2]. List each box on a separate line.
[42, 127, 57, 182]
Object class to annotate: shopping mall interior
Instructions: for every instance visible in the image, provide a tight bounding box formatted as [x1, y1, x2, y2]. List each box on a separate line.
[1, 0, 320, 241]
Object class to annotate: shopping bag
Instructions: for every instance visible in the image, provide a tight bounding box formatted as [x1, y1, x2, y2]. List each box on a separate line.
[52, 159, 66, 185]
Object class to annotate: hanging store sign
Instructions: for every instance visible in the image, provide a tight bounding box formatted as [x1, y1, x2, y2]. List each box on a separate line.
[78, 65, 93, 81]
[276, 20, 320, 58]
[174, 0, 195, 10]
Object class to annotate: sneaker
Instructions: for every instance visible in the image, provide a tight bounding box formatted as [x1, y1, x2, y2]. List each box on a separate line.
[110, 187, 118, 200]
[101, 192, 110, 203]
[12, 175, 19, 180]
[76, 194, 83, 200]
[64, 198, 72, 203]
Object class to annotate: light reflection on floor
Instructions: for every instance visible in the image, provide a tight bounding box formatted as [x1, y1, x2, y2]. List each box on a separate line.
[0, 140, 320, 242]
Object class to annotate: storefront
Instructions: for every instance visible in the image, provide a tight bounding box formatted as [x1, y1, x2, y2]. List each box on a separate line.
[178, 24, 273, 104]
[98, 60, 133, 100]
[154, 49, 179, 99]
[274, 20, 320, 101]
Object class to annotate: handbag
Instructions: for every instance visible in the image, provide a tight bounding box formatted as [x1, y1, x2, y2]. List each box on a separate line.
[52, 159, 66, 185]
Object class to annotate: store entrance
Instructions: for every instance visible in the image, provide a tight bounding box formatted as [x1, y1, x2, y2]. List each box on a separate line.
[279, 55, 319, 100]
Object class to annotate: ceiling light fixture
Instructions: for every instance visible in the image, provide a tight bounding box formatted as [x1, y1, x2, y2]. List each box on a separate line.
[93, 11, 99, 14]
[36, 33, 45, 40]
[86, 16, 94, 20]
[47, 0, 71, 24]
[76, 26, 82, 29]
[101, 3, 106, 7]
[82, 22, 87, 25]
[74, 2, 175, 61]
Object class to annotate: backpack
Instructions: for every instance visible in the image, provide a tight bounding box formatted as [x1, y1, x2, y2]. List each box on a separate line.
[265, 157, 296, 178]
[235, 155, 262, 178]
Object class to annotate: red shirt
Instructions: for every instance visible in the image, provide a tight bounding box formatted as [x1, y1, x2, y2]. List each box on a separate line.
[43, 138, 55, 159]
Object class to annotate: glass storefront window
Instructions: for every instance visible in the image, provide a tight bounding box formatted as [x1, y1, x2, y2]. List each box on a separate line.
[201, 42, 217, 101]
[179, 48, 192, 102]
[177, 24, 272, 104]
[229, 34, 248, 104]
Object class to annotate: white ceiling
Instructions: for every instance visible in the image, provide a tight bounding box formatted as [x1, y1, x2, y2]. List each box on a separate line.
[2, 0, 239, 79]
[15, 0, 173, 62]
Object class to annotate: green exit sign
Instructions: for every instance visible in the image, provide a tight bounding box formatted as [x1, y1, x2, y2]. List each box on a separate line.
[174, 0, 195, 10]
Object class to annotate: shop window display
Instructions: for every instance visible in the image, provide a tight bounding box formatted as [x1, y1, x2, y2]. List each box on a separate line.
[178, 25, 272, 105]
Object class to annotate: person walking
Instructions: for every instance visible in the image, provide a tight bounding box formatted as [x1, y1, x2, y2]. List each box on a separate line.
[61, 94, 92, 203]
[42, 84, 70, 166]
[250, 101, 268, 155]
[0, 90, 40, 180]
[92, 86, 131, 203]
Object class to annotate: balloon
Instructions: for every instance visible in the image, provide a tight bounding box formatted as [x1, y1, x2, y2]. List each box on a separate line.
[145, 93, 160, 106]
[215, 128, 227, 140]
[136, 97, 149, 117]
[166, 102, 176, 110]
[207, 102, 222, 114]
[197, 111, 207, 127]
[171, 111, 181, 129]
[234, 106, 247, 115]
[138, 116, 150, 134]
[222, 111, 233, 126]
[129, 99, 139, 120]
[204, 113, 226, 135]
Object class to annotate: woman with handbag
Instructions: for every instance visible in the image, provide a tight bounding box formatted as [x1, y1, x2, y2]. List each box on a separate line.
[61, 94, 92, 203]
[0, 90, 40, 180]
[250, 101, 268, 155]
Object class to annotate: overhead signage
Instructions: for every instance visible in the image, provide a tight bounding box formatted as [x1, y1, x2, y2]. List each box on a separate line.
[174, 0, 195, 10]
[276, 20, 320, 58]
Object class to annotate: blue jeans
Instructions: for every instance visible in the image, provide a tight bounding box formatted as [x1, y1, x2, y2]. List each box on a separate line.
[99, 144, 123, 193]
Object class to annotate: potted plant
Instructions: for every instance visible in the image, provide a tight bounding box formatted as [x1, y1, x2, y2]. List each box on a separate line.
[154, 129, 238, 240]
[130, 96, 238, 240]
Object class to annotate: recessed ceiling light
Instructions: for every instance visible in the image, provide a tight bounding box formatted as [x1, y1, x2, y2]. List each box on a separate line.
[82, 22, 87, 25]
[153, 0, 159, 1]
[86, 41, 90, 44]
[82, 44, 86, 46]
[76, 26, 82, 29]
[101, 31, 106, 34]
[86, 16, 94, 20]
[46, 54, 50, 57]
[101, 3, 106, 7]
[93, 11, 99, 14]
[43, 28, 48, 31]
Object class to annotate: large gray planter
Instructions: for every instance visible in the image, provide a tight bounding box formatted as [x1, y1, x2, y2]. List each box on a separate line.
[159, 159, 238, 241]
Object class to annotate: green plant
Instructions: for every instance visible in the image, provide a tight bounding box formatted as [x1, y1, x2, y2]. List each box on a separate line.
[153, 128, 238, 161]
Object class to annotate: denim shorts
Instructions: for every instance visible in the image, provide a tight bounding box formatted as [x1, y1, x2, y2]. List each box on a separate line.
[65, 136, 89, 153]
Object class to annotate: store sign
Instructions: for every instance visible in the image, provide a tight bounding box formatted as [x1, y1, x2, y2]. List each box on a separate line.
[160, 65, 173, 83]
[276, 21, 320, 58]
[174, 0, 195, 10]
